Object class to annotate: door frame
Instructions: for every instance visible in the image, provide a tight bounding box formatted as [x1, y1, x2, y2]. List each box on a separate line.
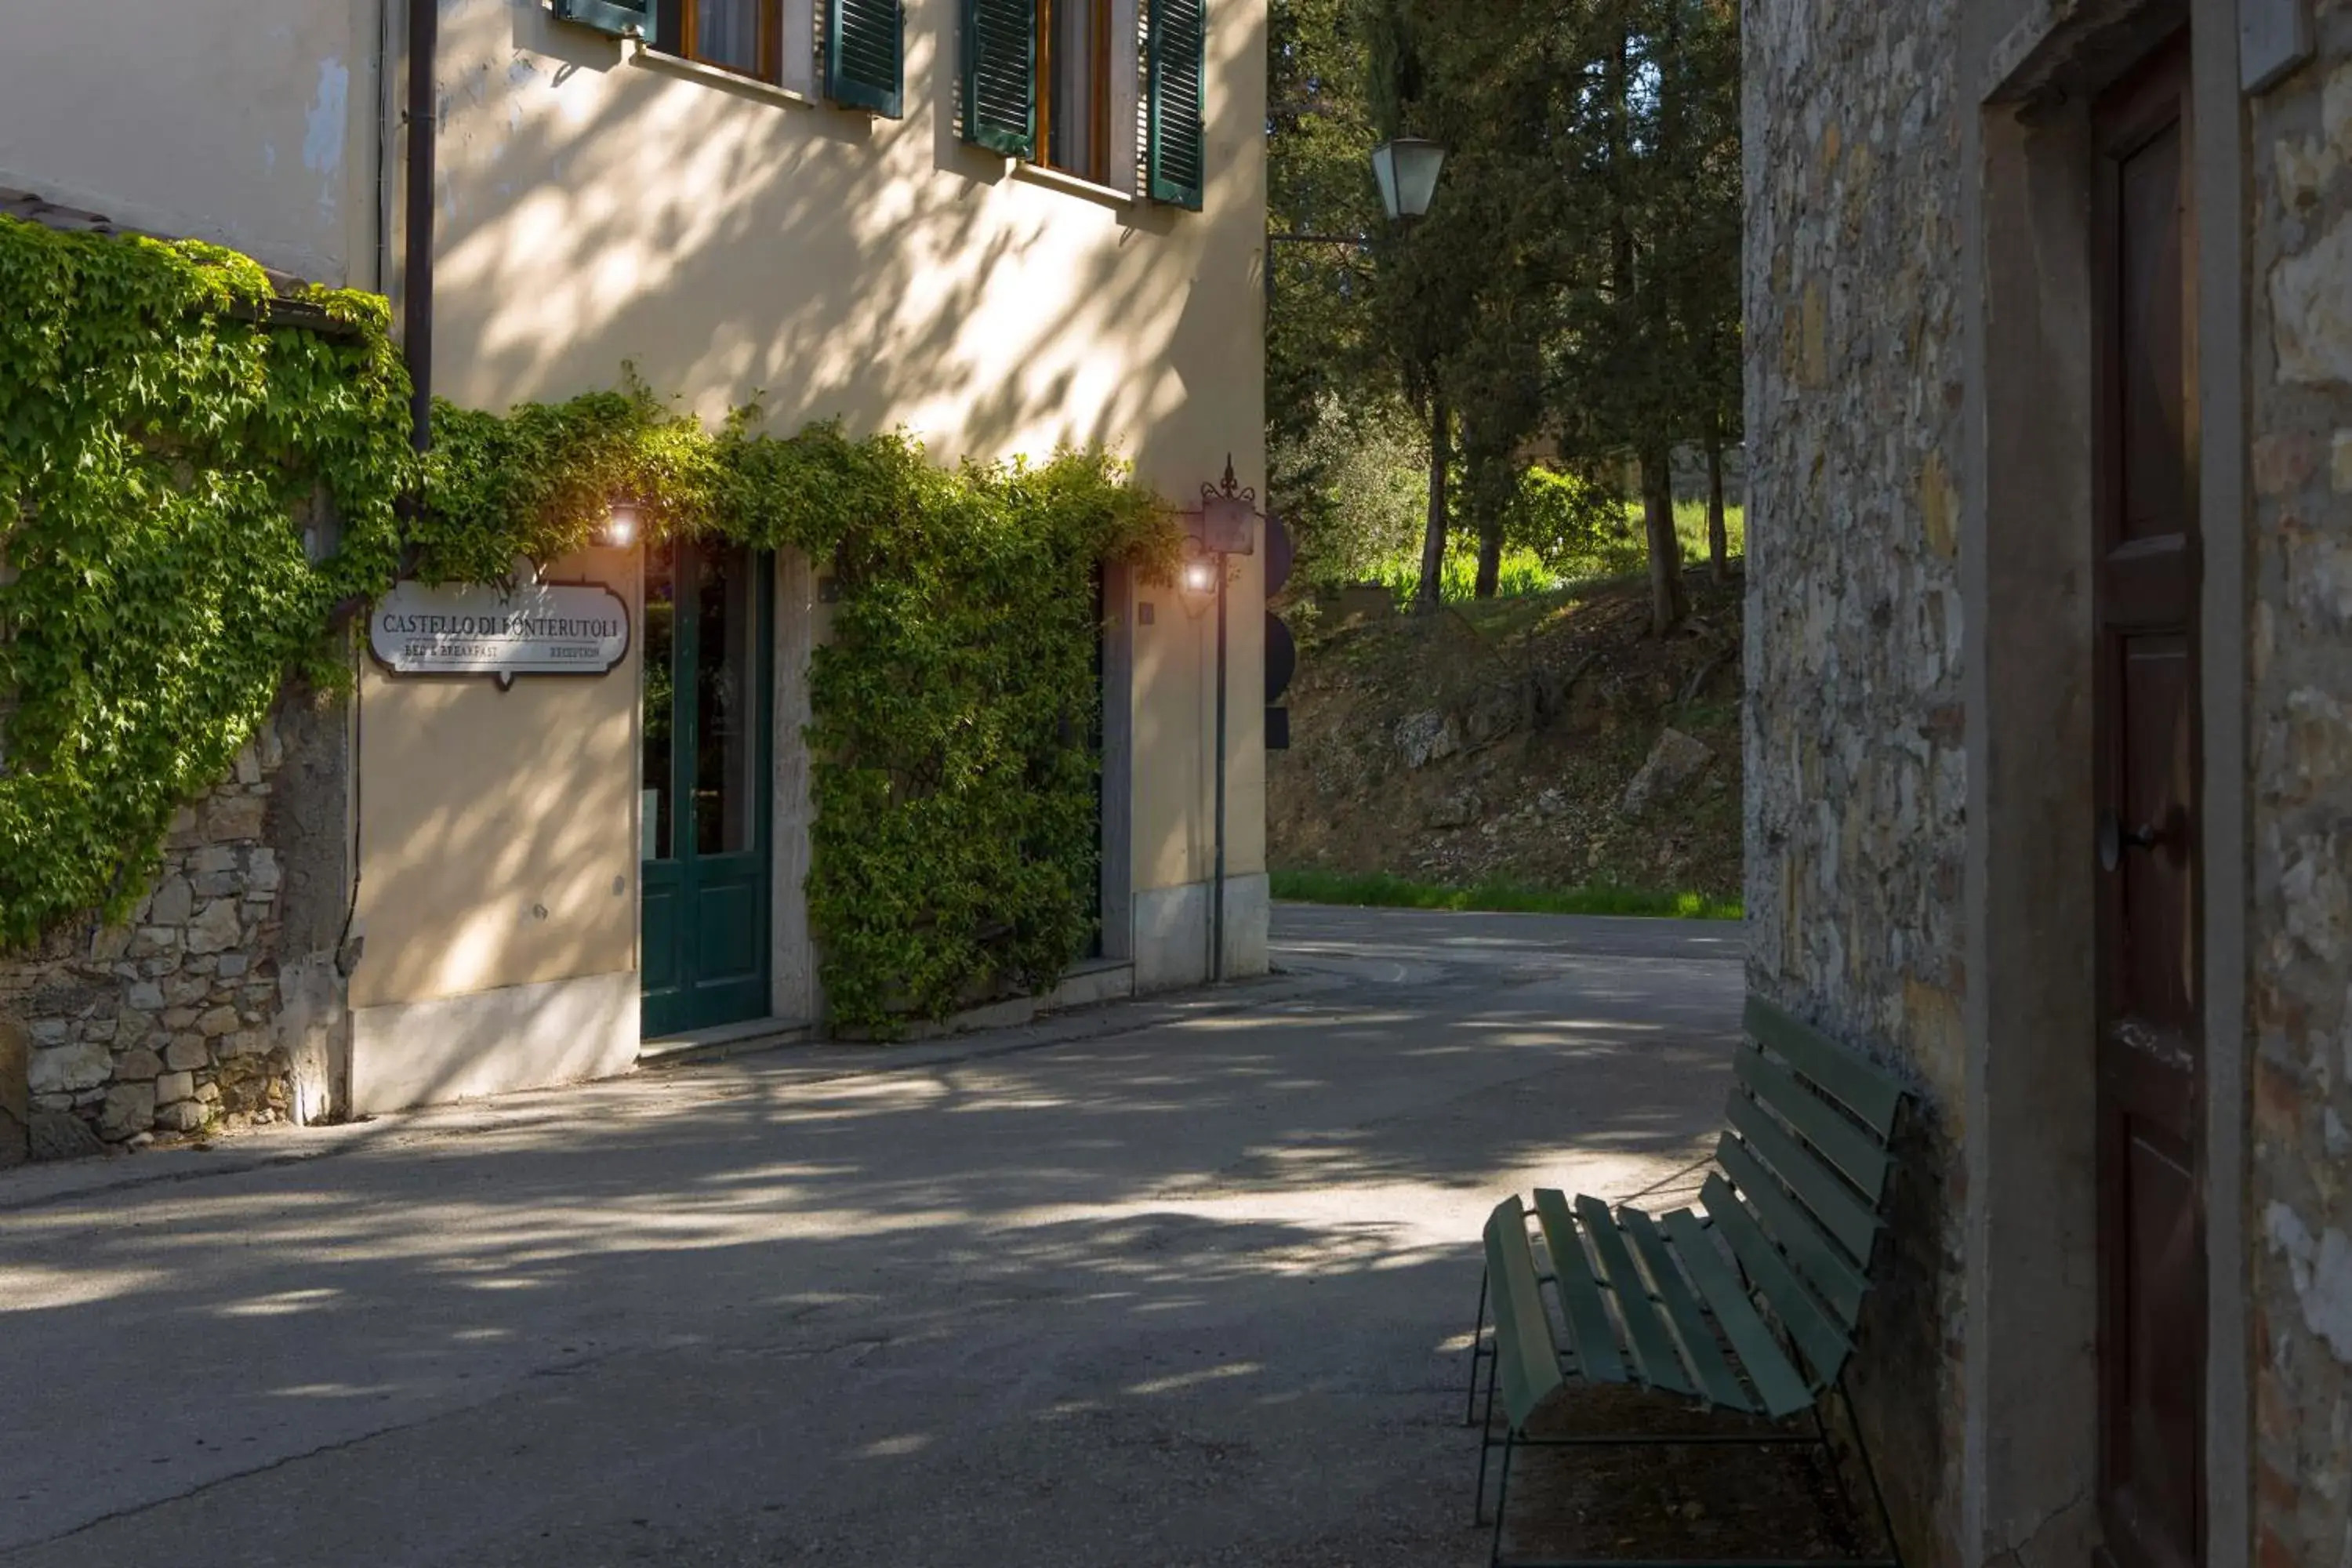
[1960, 5, 2252, 1568]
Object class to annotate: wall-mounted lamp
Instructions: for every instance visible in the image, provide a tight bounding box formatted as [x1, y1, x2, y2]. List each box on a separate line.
[1370, 136, 1449, 226]
[597, 496, 643, 550]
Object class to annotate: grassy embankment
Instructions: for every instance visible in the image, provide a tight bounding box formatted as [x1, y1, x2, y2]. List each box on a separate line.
[1270, 868, 1743, 922]
[1359, 500, 1743, 606]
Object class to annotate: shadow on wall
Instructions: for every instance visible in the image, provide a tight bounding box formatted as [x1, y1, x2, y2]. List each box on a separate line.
[427, 0, 1266, 484]
[350, 549, 642, 1022]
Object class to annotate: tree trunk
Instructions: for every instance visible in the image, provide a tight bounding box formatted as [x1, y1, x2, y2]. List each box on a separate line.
[1706, 424, 1729, 584]
[1475, 516, 1503, 598]
[1415, 394, 1451, 612]
[1640, 443, 1687, 635]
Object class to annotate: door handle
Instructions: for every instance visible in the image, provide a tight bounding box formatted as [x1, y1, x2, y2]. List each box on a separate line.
[2098, 806, 2163, 873]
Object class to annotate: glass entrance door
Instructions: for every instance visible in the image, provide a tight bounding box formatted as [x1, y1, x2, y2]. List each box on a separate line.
[641, 538, 774, 1037]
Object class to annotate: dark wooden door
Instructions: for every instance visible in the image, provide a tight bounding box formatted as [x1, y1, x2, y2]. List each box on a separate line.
[2092, 36, 2204, 1568]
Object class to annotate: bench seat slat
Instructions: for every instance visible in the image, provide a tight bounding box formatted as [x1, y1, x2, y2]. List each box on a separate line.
[1700, 1173, 1854, 1384]
[1532, 1189, 1628, 1385]
[1743, 995, 1904, 1136]
[1618, 1205, 1752, 1413]
[1484, 1196, 1566, 1432]
[1733, 1047, 1892, 1200]
[1573, 1194, 1696, 1396]
[1725, 1094, 1882, 1262]
[1663, 1207, 1817, 1419]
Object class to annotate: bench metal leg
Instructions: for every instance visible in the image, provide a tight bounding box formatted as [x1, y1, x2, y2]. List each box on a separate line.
[1489, 1428, 1518, 1568]
[1466, 1265, 1491, 1425]
[1473, 1341, 1504, 1523]
[1835, 1375, 1904, 1568]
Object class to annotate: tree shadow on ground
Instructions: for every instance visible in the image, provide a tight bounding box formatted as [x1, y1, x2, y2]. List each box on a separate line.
[0, 950, 1862, 1566]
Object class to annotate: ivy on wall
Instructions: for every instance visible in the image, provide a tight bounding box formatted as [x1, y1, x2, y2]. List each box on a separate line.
[2, 215, 1181, 1029]
[0, 216, 409, 946]
[426, 381, 1181, 1031]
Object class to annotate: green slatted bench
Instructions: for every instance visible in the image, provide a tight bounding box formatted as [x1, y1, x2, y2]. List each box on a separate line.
[1466, 994, 1911, 1568]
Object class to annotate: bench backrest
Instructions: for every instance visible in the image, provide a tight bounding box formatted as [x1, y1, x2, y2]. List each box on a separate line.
[1700, 993, 1910, 1392]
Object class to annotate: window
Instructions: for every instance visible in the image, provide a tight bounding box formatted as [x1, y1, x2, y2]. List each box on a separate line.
[1039, 0, 1113, 183]
[654, 0, 783, 82]
[960, 0, 1200, 207]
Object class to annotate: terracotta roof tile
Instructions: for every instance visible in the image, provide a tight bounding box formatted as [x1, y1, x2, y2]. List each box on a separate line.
[0, 184, 312, 296]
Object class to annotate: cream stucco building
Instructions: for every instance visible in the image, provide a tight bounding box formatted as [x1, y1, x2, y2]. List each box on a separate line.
[1, 0, 1269, 1129]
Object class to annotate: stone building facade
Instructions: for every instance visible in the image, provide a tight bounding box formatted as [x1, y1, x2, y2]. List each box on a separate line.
[1748, 2, 2350, 1568]
[1742, 0, 1970, 1550]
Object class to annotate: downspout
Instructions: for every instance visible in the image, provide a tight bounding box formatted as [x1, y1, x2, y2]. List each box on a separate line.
[403, 0, 437, 450]
[375, 0, 397, 293]
[336, 0, 434, 1116]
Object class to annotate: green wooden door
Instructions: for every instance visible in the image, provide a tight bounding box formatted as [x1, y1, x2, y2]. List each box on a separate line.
[641, 538, 774, 1038]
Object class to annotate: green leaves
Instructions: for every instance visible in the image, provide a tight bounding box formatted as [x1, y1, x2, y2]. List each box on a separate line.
[0, 215, 408, 946]
[803, 447, 1172, 1033]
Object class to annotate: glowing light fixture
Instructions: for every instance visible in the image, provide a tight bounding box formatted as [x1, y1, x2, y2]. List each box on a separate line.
[598, 497, 643, 549]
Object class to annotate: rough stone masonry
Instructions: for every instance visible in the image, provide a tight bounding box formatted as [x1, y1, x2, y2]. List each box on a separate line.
[1751, 3, 2352, 1568]
[2248, 18, 2352, 1568]
[2, 690, 352, 1159]
[1743, 0, 1971, 1559]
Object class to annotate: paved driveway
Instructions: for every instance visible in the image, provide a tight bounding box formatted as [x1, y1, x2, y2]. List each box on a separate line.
[0, 905, 1742, 1567]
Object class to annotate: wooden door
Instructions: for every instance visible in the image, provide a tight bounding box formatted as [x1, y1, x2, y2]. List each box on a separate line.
[641, 538, 774, 1039]
[2092, 35, 2204, 1568]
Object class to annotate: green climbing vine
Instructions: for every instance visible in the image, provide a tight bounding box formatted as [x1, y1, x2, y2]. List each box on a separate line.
[0, 214, 409, 946]
[3, 212, 1181, 1029]
[423, 381, 1181, 1031]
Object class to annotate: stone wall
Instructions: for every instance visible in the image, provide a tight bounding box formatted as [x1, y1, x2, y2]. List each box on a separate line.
[4, 688, 350, 1157]
[2247, 18, 2352, 1568]
[1742, 0, 1969, 1562]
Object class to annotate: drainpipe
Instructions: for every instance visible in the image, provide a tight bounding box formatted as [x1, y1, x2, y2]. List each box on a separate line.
[402, 0, 437, 450]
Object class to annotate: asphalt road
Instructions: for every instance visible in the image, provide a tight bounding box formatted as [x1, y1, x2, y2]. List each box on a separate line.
[0, 903, 1744, 1567]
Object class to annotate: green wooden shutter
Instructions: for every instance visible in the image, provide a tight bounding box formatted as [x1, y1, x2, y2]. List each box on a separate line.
[554, 0, 653, 38]
[826, 0, 905, 117]
[961, 0, 1036, 158]
[1147, 0, 1206, 209]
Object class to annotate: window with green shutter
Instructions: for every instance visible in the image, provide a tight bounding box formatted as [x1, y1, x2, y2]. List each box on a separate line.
[962, 0, 1038, 158]
[1145, 0, 1204, 209]
[826, 0, 904, 116]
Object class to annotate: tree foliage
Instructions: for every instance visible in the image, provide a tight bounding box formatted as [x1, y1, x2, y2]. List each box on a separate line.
[1265, 0, 1742, 628]
[0, 216, 408, 944]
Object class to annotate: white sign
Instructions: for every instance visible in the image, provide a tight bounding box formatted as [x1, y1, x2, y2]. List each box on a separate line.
[369, 578, 630, 688]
